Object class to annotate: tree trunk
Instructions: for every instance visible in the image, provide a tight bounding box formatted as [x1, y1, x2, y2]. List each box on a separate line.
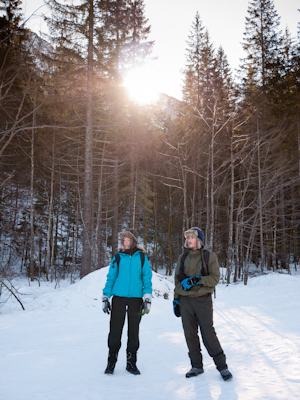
[81, 0, 94, 278]
[209, 122, 215, 250]
[71, 202, 79, 283]
[226, 127, 234, 283]
[29, 105, 35, 282]
[112, 157, 119, 256]
[95, 142, 106, 268]
[45, 132, 55, 280]
[167, 187, 173, 276]
[256, 121, 264, 272]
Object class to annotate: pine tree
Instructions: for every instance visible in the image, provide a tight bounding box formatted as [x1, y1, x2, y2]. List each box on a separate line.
[0, 0, 33, 162]
[182, 12, 205, 108]
[94, 0, 152, 77]
[214, 46, 236, 116]
[45, 0, 153, 275]
[241, 0, 282, 108]
[239, 0, 295, 273]
[93, 1, 153, 254]
[0, 0, 25, 54]
[182, 12, 238, 251]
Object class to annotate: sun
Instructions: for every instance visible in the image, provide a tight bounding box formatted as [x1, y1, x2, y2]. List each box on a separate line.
[122, 63, 161, 105]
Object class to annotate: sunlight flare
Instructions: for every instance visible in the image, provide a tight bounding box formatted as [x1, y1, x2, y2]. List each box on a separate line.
[122, 63, 161, 105]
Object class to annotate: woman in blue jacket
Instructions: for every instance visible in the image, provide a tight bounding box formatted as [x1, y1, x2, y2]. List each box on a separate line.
[102, 229, 152, 375]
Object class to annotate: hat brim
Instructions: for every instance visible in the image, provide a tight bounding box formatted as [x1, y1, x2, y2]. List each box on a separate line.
[184, 229, 198, 239]
[119, 231, 138, 243]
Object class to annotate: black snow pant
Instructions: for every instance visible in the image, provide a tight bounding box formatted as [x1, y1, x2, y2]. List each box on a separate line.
[180, 294, 228, 371]
[108, 296, 143, 354]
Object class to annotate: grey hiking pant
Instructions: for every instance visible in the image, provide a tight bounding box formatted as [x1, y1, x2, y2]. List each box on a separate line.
[180, 294, 228, 371]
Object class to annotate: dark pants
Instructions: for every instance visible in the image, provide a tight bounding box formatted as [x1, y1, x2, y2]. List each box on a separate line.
[180, 294, 227, 371]
[108, 296, 143, 354]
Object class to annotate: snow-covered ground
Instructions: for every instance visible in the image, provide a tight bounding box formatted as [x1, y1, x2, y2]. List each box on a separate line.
[1, 268, 300, 400]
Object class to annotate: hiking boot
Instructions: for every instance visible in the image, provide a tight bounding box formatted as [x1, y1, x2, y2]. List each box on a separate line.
[186, 367, 204, 378]
[104, 351, 118, 374]
[104, 362, 116, 374]
[220, 369, 233, 381]
[126, 351, 141, 375]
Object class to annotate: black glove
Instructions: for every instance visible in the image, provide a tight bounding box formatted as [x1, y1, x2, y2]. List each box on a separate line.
[173, 299, 181, 317]
[102, 295, 111, 314]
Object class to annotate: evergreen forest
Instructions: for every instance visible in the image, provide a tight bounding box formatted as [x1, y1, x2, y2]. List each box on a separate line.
[1, 0, 300, 287]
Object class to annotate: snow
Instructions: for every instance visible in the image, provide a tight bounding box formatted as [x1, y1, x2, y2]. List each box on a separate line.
[1, 268, 300, 400]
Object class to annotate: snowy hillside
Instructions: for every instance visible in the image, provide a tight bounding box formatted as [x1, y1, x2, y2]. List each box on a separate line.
[1, 269, 300, 400]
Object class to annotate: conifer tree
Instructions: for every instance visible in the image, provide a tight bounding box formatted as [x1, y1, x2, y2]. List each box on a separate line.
[0, 0, 32, 163]
[182, 12, 237, 251]
[182, 12, 205, 108]
[240, 0, 291, 272]
[45, 0, 153, 275]
[241, 0, 282, 109]
[44, 0, 103, 277]
[0, 0, 25, 53]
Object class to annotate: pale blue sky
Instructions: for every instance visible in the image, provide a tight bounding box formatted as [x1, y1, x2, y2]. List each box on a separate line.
[144, 0, 299, 98]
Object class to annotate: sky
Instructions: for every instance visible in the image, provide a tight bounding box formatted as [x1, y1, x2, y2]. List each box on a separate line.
[143, 0, 299, 99]
[23, 0, 300, 100]
[1, 267, 300, 399]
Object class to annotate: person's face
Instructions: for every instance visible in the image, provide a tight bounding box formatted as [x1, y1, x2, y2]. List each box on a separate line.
[123, 237, 131, 249]
[187, 235, 197, 250]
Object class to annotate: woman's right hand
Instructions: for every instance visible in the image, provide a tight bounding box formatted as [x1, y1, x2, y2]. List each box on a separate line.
[102, 295, 111, 314]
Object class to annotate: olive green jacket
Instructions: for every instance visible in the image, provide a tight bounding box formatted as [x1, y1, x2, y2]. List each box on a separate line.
[174, 248, 220, 299]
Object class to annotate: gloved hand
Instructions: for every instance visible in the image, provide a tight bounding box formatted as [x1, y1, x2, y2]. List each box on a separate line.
[181, 275, 201, 290]
[141, 293, 152, 315]
[173, 299, 181, 317]
[102, 295, 111, 314]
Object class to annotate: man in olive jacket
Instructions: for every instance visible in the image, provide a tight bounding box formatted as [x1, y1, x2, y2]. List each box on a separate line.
[173, 227, 232, 381]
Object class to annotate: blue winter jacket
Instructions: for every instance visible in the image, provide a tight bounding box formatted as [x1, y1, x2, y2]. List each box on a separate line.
[103, 250, 152, 299]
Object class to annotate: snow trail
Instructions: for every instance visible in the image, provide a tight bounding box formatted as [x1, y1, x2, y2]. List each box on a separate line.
[1, 269, 300, 400]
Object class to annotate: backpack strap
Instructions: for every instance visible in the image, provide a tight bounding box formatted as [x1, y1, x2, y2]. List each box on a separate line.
[140, 252, 145, 268]
[203, 249, 210, 268]
[202, 249, 216, 298]
[200, 249, 210, 276]
[112, 252, 121, 268]
[112, 251, 145, 269]
[179, 250, 189, 274]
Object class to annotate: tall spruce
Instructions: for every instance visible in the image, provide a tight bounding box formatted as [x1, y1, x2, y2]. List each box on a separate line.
[94, 0, 152, 253]
[0, 0, 31, 140]
[45, 0, 153, 275]
[182, 12, 237, 251]
[182, 12, 205, 108]
[240, 0, 287, 274]
[241, 0, 282, 110]
[45, 0, 96, 278]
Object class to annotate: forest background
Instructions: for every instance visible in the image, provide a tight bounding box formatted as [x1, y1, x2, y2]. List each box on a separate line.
[1, 0, 300, 292]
